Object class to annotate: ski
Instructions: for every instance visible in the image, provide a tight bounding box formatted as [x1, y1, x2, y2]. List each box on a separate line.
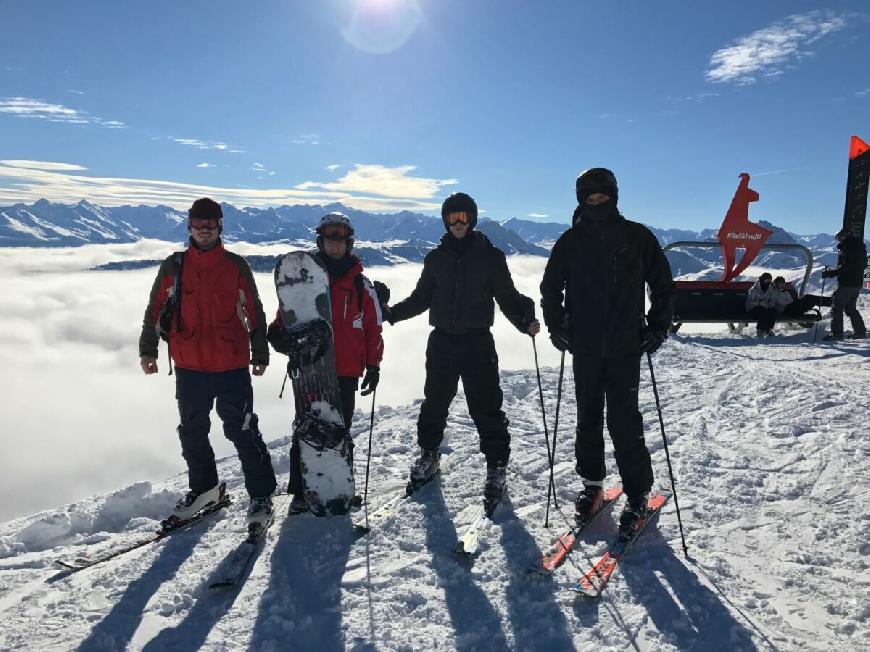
[455, 505, 492, 556]
[209, 502, 278, 590]
[570, 492, 670, 598]
[353, 472, 441, 535]
[531, 485, 624, 575]
[53, 483, 231, 575]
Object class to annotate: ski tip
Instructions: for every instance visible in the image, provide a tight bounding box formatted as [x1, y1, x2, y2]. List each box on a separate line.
[850, 135, 869, 160]
[570, 585, 602, 599]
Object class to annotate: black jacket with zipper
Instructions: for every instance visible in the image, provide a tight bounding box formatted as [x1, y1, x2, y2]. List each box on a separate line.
[540, 207, 675, 357]
[390, 231, 535, 333]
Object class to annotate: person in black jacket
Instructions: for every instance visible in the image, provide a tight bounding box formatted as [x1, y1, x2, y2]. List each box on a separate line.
[381, 192, 540, 515]
[540, 168, 675, 536]
[821, 229, 867, 340]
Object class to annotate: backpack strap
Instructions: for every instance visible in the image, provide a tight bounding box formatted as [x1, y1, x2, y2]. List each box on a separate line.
[354, 273, 365, 314]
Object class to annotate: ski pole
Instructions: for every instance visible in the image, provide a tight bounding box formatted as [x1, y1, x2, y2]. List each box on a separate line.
[813, 267, 828, 344]
[544, 351, 566, 529]
[362, 388, 377, 507]
[646, 352, 689, 557]
[532, 337, 559, 526]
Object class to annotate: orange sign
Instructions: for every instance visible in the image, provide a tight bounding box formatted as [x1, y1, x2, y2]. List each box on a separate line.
[717, 173, 773, 282]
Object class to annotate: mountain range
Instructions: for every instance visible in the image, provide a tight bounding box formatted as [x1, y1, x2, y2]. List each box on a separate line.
[0, 199, 859, 277]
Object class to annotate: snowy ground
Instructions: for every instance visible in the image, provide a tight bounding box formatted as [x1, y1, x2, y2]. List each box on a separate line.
[1, 324, 868, 651]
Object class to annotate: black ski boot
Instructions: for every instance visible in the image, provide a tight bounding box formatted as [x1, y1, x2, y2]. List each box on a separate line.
[407, 448, 440, 494]
[823, 332, 844, 341]
[288, 494, 309, 515]
[574, 485, 603, 525]
[618, 493, 651, 538]
[483, 463, 507, 517]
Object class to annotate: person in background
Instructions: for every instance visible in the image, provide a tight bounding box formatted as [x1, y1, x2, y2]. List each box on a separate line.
[821, 229, 867, 340]
[770, 276, 832, 317]
[745, 272, 777, 337]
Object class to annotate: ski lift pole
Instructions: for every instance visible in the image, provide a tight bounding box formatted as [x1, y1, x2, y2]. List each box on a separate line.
[532, 337, 559, 527]
[646, 352, 689, 557]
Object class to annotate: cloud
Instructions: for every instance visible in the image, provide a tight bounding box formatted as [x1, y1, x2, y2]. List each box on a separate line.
[196, 163, 215, 168]
[67, 89, 85, 96]
[291, 133, 320, 145]
[856, 88, 870, 98]
[0, 159, 445, 211]
[172, 138, 230, 151]
[252, 163, 266, 171]
[529, 213, 547, 218]
[0, 96, 125, 128]
[706, 11, 848, 85]
[326, 164, 341, 171]
[667, 92, 721, 103]
[296, 163, 458, 200]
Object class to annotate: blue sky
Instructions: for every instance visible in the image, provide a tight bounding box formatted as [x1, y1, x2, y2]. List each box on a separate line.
[0, 1, 867, 232]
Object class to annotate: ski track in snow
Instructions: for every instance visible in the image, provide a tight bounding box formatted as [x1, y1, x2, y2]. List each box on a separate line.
[0, 331, 868, 651]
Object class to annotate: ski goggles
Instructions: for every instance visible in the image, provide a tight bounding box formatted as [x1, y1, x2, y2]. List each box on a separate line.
[189, 217, 220, 230]
[321, 224, 350, 240]
[445, 211, 470, 226]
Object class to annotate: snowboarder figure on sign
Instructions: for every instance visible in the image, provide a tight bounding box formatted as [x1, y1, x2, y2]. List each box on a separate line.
[267, 212, 385, 515]
[540, 168, 675, 536]
[139, 197, 277, 530]
[821, 228, 867, 340]
[380, 192, 540, 516]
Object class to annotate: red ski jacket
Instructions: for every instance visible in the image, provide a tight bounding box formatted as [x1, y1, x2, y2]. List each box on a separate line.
[270, 257, 384, 377]
[139, 241, 269, 372]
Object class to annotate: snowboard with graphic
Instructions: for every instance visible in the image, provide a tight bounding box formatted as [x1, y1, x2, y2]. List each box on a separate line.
[274, 251, 355, 516]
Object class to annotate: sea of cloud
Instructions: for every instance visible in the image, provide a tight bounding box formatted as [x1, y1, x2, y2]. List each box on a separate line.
[0, 244, 569, 522]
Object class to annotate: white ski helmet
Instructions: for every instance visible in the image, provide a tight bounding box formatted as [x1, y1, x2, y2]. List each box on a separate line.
[316, 212, 355, 253]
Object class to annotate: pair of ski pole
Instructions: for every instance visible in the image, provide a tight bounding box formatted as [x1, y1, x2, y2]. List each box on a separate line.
[531, 337, 688, 557]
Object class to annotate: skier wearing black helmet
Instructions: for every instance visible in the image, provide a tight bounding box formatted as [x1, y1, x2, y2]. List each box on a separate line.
[540, 168, 675, 536]
[266, 212, 385, 514]
[380, 192, 540, 516]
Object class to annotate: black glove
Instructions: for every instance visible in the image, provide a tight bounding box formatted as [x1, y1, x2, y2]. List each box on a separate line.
[360, 365, 380, 396]
[267, 321, 294, 355]
[639, 327, 666, 354]
[373, 281, 390, 306]
[549, 328, 572, 353]
[821, 268, 837, 279]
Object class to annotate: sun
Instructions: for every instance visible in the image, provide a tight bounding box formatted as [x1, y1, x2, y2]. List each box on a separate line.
[340, 0, 424, 55]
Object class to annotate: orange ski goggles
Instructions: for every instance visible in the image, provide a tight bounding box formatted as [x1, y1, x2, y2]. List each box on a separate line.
[445, 211, 470, 226]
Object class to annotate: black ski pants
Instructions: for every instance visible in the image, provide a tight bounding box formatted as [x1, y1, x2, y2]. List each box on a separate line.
[831, 286, 866, 336]
[747, 306, 776, 332]
[573, 353, 653, 499]
[417, 329, 510, 466]
[175, 367, 277, 499]
[287, 375, 358, 495]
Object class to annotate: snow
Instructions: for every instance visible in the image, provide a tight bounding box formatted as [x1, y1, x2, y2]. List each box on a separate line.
[275, 252, 330, 326]
[0, 326, 868, 650]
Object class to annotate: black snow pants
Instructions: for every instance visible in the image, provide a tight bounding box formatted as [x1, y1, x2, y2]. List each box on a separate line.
[287, 375, 358, 495]
[747, 306, 776, 332]
[573, 353, 653, 499]
[417, 329, 510, 466]
[175, 367, 277, 499]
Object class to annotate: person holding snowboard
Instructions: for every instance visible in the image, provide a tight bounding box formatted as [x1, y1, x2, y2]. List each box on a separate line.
[821, 228, 867, 340]
[139, 197, 277, 528]
[380, 192, 540, 516]
[267, 212, 385, 514]
[540, 168, 675, 536]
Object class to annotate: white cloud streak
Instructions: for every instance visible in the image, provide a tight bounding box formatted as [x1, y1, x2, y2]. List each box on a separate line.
[0, 159, 446, 211]
[196, 163, 215, 168]
[296, 164, 458, 200]
[291, 133, 320, 145]
[706, 11, 848, 85]
[528, 213, 547, 218]
[0, 97, 125, 128]
[172, 138, 230, 151]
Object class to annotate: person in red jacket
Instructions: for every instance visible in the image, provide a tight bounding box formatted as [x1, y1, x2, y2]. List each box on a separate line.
[139, 198, 277, 529]
[267, 212, 385, 513]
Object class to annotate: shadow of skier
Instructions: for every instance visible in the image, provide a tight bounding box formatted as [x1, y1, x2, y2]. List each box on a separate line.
[420, 485, 510, 651]
[75, 525, 211, 652]
[498, 496, 575, 650]
[247, 510, 356, 652]
[620, 530, 762, 650]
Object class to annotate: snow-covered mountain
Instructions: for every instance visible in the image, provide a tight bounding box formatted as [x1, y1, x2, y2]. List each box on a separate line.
[0, 332, 867, 650]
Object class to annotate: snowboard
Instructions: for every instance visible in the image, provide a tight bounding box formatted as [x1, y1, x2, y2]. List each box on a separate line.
[274, 251, 355, 516]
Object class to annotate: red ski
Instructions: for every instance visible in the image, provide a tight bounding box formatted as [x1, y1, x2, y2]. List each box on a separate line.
[532, 485, 624, 575]
[571, 492, 669, 597]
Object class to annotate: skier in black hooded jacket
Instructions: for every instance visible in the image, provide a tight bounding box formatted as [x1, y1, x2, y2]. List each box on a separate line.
[381, 192, 540, 515]
[540, 168, 675, 536]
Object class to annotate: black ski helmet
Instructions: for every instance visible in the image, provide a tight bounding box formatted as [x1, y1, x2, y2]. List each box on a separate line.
[188, 197, 223, 234]
[316, 212, 355, 253]
[575, 168, 618, 205]
[441, 192, 478, 229]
